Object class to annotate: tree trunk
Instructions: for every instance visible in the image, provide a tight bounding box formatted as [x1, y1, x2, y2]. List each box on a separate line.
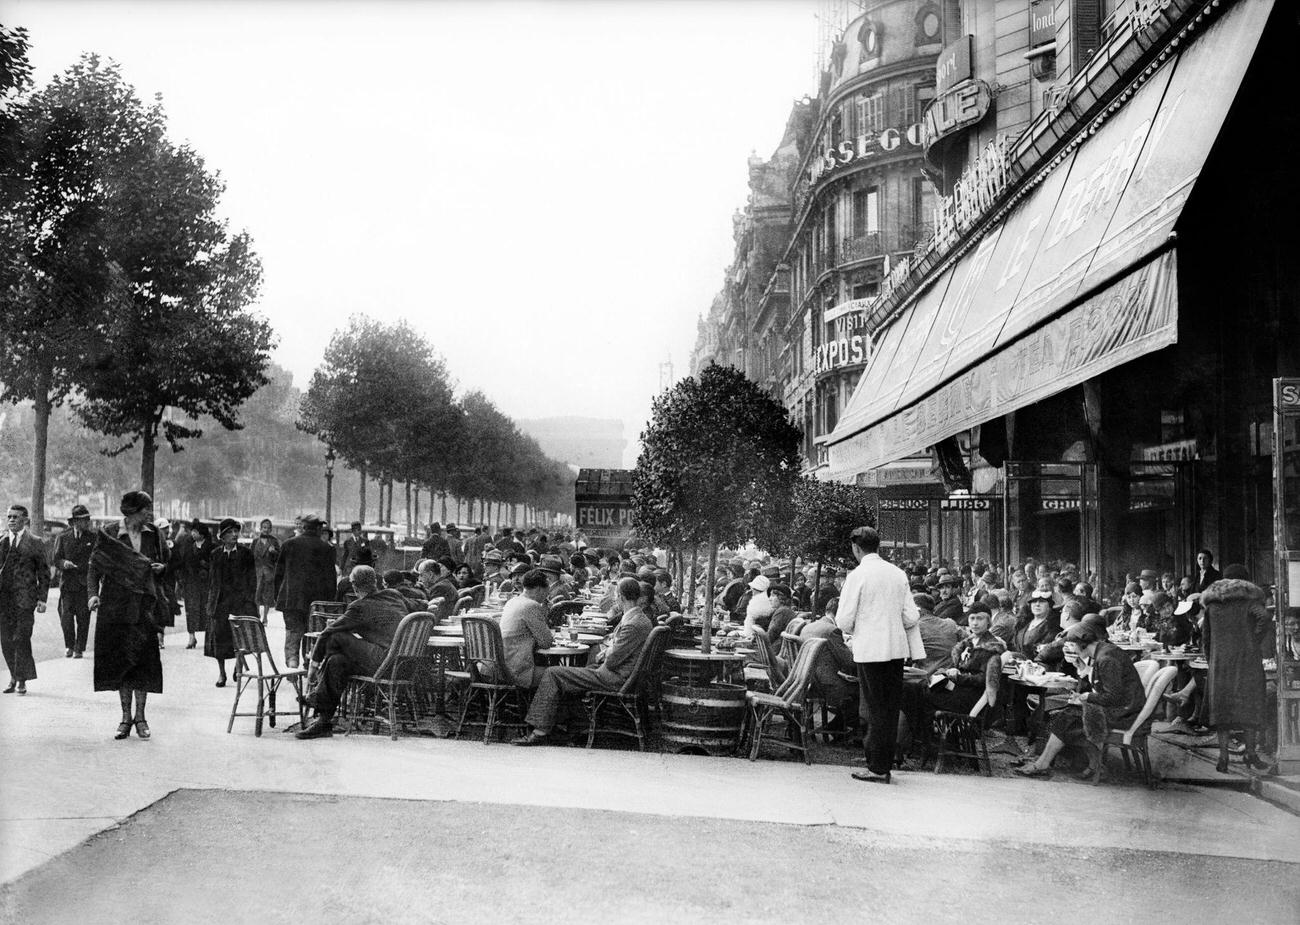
[140, 422, 158, 499]
[687, 544, 699, 614]
[701, 534, 718, 654]
[404, 481, 412, 538]
[386, 479, 394, 526]
[358, 463, 367, 523]
[29, 376, 52, 532]
[814, 558, 823, 613]
[414, 486, 421, 532]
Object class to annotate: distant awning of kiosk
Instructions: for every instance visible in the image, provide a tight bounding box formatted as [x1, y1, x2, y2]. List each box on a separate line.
[824, 0, 1273, 479]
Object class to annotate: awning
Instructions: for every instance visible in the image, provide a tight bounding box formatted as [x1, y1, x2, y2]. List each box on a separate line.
[825, 0, 1273, 478]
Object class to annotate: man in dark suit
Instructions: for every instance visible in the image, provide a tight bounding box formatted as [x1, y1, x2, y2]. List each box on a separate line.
[514, 576, 652, 745]
[1195, 549, 1222, 593]
[51, 504, 96, 658]
[274, 514, 338, 669]
[296, 565, 409, 739]
[337, 521, 370, 573]
[1, 504, 50, 694]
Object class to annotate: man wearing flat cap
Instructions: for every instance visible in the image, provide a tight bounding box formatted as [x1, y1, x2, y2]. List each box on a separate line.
[52, 504, 96, 658]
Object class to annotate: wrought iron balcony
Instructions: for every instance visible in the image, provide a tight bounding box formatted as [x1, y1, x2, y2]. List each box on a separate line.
[840, 232, 883, 263]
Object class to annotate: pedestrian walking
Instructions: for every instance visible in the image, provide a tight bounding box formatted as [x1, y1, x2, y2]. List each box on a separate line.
[274, 513, 337, 668]
[252, 518, 281, 625]
[835, 526, 925, 784]
[206, 518, 255, 687]
[1202, 564, 1272, 773]
[178, 519, 212, 649]
[0, 504, 49, 695]
[86, 491, 166, 739]
[51, 504, 95, 659]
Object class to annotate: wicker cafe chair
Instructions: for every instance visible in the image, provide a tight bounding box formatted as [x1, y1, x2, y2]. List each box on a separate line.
[342, 611, 438, 740]
[776, 630, 803, 677]
[547, 600, 587, 629]
[305, 600, 348, 663]
[929, 658, 1002, 776]
[584, 626, 672, 751]
[1099, 665, 1178, 788]
[454, 616, 531, 744]
[743, 637, 827, 765]
[227, 616, 307, 736]
[743, 633, 786, 693]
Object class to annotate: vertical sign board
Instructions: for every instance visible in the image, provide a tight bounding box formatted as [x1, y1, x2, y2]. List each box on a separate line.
[575, 468, 637, 549]
[1029, 0, 1057, 48]
[1274, 378, 1300, 771]
[935, 35, 973, 95]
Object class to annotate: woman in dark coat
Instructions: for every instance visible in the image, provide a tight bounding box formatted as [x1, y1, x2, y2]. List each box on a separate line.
[86, 491, 167, 740]
[178, 520, 212, 649]
[1201, 565, 1271, 772]
[1015, 621, 1146, 781]
[206, 519, 256, 687]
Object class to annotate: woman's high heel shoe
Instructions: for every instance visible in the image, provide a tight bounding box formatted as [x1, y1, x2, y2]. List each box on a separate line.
[115, 721, 132, 740]
[1215, 755, 1229, 774]
[134, 719, 151, 740]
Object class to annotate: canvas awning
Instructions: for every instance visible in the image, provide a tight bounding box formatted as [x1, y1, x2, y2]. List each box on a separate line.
[825, 0, 1272, 478]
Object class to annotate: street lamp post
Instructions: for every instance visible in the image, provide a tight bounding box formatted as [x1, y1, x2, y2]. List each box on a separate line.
[324, 446, 336, 527]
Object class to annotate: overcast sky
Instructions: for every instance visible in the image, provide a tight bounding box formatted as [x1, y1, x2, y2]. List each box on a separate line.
[10, 0, 820, 466]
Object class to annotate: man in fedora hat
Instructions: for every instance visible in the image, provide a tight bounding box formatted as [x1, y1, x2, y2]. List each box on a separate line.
[275, 514, 337, 668]
[537, 554, 575, 604]
[933, 573, 965, 625]
[1, 504, 49, 694]
[52, 504, 97, 658]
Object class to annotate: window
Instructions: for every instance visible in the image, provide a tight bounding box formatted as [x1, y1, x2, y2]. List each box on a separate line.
[912, 176, 935, 230]
[891, 86, 919, 127]
[858, 19, 882, 59]
[915, 4, 943, 45]
[856, 92, 885, 134]
[852, 187, 880, 237]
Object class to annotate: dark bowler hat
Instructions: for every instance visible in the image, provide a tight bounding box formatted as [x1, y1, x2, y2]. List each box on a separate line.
[217, 517, 241, 537]
[69, 504, 91, 519]
[938, 574, 962, 587]
[1138, 569, 1158, 581]
[538, 555, 565, 575]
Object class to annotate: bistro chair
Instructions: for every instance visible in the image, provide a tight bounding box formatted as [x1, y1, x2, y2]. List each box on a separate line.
[585, 626, 672, 751]
[547, 600, 587, 628]
[929, 658, 1002, 776]
[743, 637, 826, 765]
[1098, 665, 1178, 788]
[304, 600, 348, 663]
[776, 630, 803, 677]
[454, 616, 531, 744]
[743, 633, 785, 693]
[342, 611, 438, 740]
[227, 616, 307, 737]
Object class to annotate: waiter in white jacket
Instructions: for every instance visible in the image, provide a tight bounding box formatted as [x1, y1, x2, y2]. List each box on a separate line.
[836, 526, 924, 785]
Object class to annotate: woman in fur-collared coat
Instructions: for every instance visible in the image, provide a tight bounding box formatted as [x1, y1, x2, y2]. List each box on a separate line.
[1202, 565, 1272, 772]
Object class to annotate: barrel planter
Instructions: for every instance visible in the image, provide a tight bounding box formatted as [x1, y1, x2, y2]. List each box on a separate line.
[659, 681, 746, 757]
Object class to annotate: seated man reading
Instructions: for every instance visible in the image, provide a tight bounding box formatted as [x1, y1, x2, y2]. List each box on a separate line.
[296, 565, 410, 739]
[513, 577, 652, 745]
[487, 568, 555, 689]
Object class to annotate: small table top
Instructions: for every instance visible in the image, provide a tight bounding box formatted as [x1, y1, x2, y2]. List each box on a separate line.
[431, 626, 464, 636]
[1005, 673, 1077, 690]
[665, 648, 746, 662]
[427, 636, 464, 649]
[538, 644, 590, 657]
[1148, 651, 1199, 662]
[558, 633, 605, 644]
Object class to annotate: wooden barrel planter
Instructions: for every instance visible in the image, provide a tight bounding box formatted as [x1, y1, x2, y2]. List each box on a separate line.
[660, 681, 746, 757]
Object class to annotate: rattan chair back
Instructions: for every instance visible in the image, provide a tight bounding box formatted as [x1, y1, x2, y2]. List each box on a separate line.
[617, 625, 671, 696]
[460, 615, 517, 686]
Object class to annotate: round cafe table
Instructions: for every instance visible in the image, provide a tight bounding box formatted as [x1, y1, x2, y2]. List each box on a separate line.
[425, 636, 465, 738]
[537, 644, 590, 667]
[1004, 672, 1077, 746]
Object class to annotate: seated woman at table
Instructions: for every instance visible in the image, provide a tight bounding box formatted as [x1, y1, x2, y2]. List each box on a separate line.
[1150, 592, 1194, 648]
[1011, 589, 1060, 659]
[1014, 622, 1146, 781]
[899, 609, 1004, 757]
[1100, 582, 1143, 631]
[482, 568, 555, 689]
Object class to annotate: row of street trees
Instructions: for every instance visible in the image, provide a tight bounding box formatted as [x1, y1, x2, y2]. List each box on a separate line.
[299, 315, 574, 530]
[0, 31, 274, 527]
[632, 363, 876, 652]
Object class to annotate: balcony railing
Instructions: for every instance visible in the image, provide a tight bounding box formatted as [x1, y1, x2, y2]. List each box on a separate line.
[840, 232, 883, 263]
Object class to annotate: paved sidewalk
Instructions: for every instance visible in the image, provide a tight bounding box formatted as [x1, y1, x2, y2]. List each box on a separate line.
[2, 624, 1298, 885]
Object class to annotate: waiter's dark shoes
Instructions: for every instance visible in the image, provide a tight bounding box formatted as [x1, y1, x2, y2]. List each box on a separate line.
[3, 681, 14, 694]
[66, 649, 73, 658]
[16, 683, 26, 696]
[851, 769, 891, 784]
[295, 719, 334, 740]
[73, 650, 84, 659]
[512, 730, 550, 746]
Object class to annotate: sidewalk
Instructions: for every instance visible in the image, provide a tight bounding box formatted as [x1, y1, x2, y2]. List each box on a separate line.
[2, 625, 1298, 885]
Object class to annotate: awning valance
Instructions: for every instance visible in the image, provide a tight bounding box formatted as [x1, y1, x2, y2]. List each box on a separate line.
[825, 0, 1272, 478]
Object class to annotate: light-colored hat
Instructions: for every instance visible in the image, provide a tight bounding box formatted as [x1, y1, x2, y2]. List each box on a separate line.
[749, 575, 771, 592]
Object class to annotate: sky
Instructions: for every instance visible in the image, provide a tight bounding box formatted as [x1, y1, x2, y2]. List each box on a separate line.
[8, 0, 821, 467]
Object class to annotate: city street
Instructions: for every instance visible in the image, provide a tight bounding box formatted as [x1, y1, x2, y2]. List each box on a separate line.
[2, 620, 1297, 923]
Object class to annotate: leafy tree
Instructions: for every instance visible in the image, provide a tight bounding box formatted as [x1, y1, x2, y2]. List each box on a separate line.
[632, 363, 801, 652]
[0, 54, 139, 526]
[783, 477, 878, 592]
